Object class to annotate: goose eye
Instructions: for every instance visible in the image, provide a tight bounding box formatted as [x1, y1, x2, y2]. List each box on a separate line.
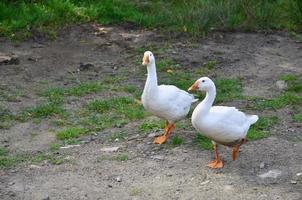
[202, 80, 205, 83]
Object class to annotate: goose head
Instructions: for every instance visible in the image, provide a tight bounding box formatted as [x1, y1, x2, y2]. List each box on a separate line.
[142, 51, 155, 66]
[188, 77, 215, 92]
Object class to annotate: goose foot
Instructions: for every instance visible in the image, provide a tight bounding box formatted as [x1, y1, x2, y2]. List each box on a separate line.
[207, 159, 224, 169]
[154, 135, 168, 144]
[207, 143, 224, 169]
[153, 123, 175, 144]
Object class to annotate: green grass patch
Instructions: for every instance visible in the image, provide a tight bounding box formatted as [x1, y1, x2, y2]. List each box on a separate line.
[40, 87, 65, 104]
[0, 106, 14, 129]
[138, 119, 163, 133]
[255, 92, 302, 110]
[193, 134, 212, 150]
[97, 154, 129, 162]
[156, 58, 180, 72]
[19, 102, 66, 121]
[204, 60, 217, 70]
[3, 0, 301, 39]
[215, 78, 243, 103]
[87, 96, 145, 120]
[56, 127, 87, 140]
[108, 131, 127, 142]
[0, 147, 24, 168]
[247, 116, 279, 140]
[66, 82, 103, 96]
[293, 114, 302, 123]
[280, 74, 302, 93]
[170, 135, 183, 146]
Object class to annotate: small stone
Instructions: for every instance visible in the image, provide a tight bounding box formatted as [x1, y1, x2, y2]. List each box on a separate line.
[29, 164, 41, 169]
[276, 80, 287, 90]
[290, 180, 297, 184]
[100, 147, 120, 152]
[296, 173, 302, 176]
[8, 182, 15, 186]
[116, 176, 122, 182]
[42, 196, 50, 200]
[260, 162, 265, 169]
[259, 170, 282, 179]
[151, 155, 164, 160]
[0, 53, 19, 65]
[166, 173, 173, 177]
[60, 144, 81, 149]
[200, 180, 210, 185]
[108, 184, 113, 188]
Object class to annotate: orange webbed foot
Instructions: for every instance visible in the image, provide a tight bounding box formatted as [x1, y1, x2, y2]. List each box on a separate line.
[207, 159, 224, 169]
[153, 135, 168, 144]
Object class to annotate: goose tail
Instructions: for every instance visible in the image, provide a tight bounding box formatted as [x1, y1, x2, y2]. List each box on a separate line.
[248, 115, 259, 125]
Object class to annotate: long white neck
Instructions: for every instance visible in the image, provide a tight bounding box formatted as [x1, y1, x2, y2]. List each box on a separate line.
[192, 86, 216, 120]
[143, 62, 158, 94]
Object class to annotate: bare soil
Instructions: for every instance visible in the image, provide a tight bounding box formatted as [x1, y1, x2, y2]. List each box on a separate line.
[0, 24, 302, 200]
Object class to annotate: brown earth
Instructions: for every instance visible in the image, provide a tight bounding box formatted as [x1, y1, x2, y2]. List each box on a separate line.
[0, 24, 302, 200]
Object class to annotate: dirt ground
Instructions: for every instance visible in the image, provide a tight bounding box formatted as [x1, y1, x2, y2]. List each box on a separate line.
[0, 24, 302, 200]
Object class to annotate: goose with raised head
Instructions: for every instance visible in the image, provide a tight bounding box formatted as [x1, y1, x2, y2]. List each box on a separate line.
[188, 77, 258, 169]
[141, 51, 197, 144]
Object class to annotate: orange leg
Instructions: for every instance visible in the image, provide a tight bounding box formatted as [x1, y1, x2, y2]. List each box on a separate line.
[154, 122, 175, 144]
[231, 138, 246, 161]
[207, 143, 224, 169]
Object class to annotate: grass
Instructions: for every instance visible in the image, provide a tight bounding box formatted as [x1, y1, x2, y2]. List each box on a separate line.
[170, 135, 183, 146]
[293, 114, 302, 123]
[193, 134, 213, 150]
[87, 96, 145, 120]
[0, 147, 20, 168]
[97, 154, 129, 162]
[254, 74, 302, 110]
[108, 131, 127, 142]
[56, 127, 87, 140]
[215, 78, 243, 103]
[19, 102, 66, 121]
[138, 119, 163, 133]
[1, 0, 301, 39]
[255, 92, 302, 110]
[0, 106, 14, 129]
[204, 60, 217, 70]
[66, 82, 103, 96]
[247, 116, 279, 140]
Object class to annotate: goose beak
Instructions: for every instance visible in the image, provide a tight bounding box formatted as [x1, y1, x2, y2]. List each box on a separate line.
[188, 81, 199, 92]
[142, 55, 149, 66]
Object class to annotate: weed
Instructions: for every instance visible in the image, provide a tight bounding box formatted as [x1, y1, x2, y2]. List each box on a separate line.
[112, 154, 129, 161]
[293, 114, 302, 123]
[108, 131, 127, 142]
[193, 134, 212, 150]
[215, 78, 242, 103]
[204, 60, 217, 70]
[247, 116, 279, 140]
[139, 119, 162, 133]
[66, 82, 103, 96]
[19, 102, 65, 121]
[171, 135, 183, 146]
[255, 92, 302, 110]
[56, 127, 87, 140]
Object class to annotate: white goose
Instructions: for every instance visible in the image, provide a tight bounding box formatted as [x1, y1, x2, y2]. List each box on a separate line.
[141, 51, 197, 144]
[188, 77, 258, 169]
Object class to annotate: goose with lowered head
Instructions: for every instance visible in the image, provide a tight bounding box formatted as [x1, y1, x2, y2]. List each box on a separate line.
[141, 51, 197, 144]
[188, 77, 258, 169]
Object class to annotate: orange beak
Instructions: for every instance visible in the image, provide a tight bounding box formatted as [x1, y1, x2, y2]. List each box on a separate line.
[142, 54, 149, 65]
[188, 81, 199, 92]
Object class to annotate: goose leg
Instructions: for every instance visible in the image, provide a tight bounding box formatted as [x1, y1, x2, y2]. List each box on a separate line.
[231, 138, 246, 161]
[207, 143, 224, 169]
[154, 122, 175, 144]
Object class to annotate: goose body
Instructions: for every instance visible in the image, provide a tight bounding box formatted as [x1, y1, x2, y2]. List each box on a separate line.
[188, 77, 258, 168]
[141, 51, 196, 144]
